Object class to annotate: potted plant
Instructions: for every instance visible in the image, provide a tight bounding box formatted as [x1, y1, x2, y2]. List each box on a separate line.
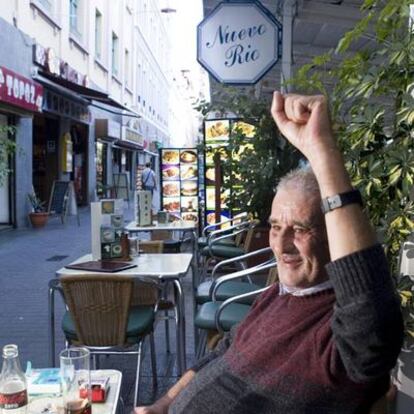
[27, 192, 49, 228]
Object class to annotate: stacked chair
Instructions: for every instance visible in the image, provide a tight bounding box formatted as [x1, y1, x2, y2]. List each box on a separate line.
[198, 216, 259, 279]
[194, 251, 277, 359]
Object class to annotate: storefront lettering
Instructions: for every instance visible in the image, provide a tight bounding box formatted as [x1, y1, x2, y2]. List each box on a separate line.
[205, 24, 266, 67]
[0, 67, 43, 112]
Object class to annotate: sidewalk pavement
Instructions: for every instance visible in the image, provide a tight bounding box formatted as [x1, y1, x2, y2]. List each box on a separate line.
[0, 205, 196, 411]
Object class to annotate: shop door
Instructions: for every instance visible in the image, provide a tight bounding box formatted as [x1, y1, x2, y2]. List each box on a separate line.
[33, 116, 59, 204]
[71, 123, 88, 205]
[0, 114, 10, 223]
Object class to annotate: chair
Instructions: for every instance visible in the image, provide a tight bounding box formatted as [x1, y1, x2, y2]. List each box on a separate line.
[137, 239, 175, 353]
[195, 247, 274, 305]
[199, 219, 259, 279]
[151, 230, 181, 253]
[139, 240, 164, 253]
[194, 260, 277, 358]
[60, 275, 157, 407]
[197, 212, 248, 250]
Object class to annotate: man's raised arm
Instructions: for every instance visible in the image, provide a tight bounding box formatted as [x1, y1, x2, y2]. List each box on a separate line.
[270, 91, 376, 261]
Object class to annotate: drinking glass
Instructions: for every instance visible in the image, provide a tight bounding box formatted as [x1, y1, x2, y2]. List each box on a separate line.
[59, 347, 91, 414]
[128, 235, 139, 257]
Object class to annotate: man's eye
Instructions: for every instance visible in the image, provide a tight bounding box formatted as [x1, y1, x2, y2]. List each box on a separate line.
[294, 227, 306, 234]
[271, 224, 280, 231]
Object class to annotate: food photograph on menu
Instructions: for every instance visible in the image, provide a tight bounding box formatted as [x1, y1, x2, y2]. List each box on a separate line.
[182, 212, 198, 223]
[163, 197, 180, 212]
[181, 181, 197, 196]
[162, 149, 180, 165]
[205, 167, 215, 185]
[180, 149, 197, 164]
[181, 164, 198, 180]
[205, 120, 230, 142]
[181, 196, 198, 212]
[160, 147, 199, 222]
[232, 121, 256, 138]
[162, 164, 180, 180]
[162, 182, 180, 197]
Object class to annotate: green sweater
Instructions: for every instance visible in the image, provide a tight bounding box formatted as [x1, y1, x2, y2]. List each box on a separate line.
[170, 245, 403, 413]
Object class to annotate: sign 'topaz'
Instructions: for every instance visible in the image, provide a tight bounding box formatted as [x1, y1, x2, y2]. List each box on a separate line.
[197, 1, 282, 85]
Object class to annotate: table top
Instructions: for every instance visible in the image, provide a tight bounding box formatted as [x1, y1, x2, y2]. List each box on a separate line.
[125, 220, 197, 232]
[57, 253, 193, 279]
[28, 369, 122, 414]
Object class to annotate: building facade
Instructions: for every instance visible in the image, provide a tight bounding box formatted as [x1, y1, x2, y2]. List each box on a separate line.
[0, 0, 201, 229]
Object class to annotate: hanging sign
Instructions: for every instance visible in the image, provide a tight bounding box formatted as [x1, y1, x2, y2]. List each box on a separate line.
[0, 66, 43, 112]
[197, 1, 282, 85]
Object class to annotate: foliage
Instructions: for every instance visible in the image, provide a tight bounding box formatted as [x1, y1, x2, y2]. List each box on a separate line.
[0, 125, 17, 186]
[27, 192, 46, 213]
[288, 0, 414, 338]
[196, 87, 301, 223]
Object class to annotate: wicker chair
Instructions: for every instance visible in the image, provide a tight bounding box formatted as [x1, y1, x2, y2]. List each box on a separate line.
[139, 240, 164, 253]
[60, 274, 157, 407]
[135, 239, 176, 353]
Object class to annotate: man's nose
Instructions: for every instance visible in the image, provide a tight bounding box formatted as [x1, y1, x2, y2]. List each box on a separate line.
[274, 229, 296, 253]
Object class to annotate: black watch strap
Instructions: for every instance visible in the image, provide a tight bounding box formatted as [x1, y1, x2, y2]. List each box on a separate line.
[321, 189, 363, 214]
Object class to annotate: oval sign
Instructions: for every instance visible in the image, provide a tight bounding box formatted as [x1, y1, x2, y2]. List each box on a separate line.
[197, 1, 282, 85]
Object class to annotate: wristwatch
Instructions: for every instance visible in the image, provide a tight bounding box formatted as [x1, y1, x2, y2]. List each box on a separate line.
[321, 189, 363, 214]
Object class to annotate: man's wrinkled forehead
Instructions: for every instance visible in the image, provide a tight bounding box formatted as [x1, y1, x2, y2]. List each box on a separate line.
[270, 188, 323, 225]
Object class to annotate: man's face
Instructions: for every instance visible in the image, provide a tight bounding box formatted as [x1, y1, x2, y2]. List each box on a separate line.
[269, 186, 330, 288]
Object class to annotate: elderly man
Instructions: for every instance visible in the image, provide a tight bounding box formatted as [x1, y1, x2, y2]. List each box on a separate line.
[135, 93, 403, 413]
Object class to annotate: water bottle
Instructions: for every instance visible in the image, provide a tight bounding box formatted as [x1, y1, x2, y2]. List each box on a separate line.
[0, 345, 28, 413]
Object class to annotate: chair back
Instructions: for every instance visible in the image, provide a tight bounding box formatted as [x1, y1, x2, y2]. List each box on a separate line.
[242, 220, 260, 251]
[140, 240, 164, 253]
[60, 275, 133, 347]
[151, 230, 172, 241]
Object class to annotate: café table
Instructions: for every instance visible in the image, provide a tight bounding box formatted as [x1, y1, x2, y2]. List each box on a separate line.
[28, 369, 122, 414]
[49, 253, 193, 376]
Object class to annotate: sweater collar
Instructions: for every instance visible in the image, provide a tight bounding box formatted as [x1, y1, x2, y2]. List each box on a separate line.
[279, 280, 333, 297]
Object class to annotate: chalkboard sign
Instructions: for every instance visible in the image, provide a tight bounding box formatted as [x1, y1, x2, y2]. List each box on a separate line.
[48, 181, 70, 215]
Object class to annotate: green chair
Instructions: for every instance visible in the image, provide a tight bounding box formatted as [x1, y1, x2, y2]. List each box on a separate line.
[199, 219, 258, 279]
[195, 246, 274, 305]
[197, 212, 248, 250]
[194, 260, 277, 359]
[60, 274, 157, 407]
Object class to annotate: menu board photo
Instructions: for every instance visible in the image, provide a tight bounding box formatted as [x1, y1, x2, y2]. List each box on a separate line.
[204, 119, 255, 226]
[160, 148, 199, 223]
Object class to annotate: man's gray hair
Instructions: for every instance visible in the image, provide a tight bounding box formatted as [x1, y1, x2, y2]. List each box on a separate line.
[276, 165, 321, 200]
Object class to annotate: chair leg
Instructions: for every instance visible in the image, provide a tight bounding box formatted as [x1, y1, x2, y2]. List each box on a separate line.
[164, 310, 171, 353]
[133, 342, 143, 408]
[149, 333, 158, 389]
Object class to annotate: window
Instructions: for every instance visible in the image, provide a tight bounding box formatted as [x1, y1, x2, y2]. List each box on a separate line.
[95, 9, 102, 59]
[124, 49, 131, 87]
[69, 0, 79, 34]
[38, 0, 52, 11]
[112, 32, 119, 76]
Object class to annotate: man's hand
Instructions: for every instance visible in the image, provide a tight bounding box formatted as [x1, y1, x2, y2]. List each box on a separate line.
[270, 91, 336, 163]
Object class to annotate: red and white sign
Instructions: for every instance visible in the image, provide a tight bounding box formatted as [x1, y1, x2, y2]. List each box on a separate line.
[0, 66, 43, 112]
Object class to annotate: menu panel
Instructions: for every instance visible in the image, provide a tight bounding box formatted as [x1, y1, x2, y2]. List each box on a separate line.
[204, 119, 255, 226]
[160, 148, 199, 223]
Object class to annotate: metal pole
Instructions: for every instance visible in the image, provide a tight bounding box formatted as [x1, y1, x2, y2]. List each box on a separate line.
[281, 0, 296, 93]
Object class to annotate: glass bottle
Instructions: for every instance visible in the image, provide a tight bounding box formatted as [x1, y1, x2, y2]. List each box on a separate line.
[0, 345, 28, 413]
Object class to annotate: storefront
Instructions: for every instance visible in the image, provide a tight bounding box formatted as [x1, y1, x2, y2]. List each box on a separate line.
[95, 119, 121, 198]
[0, 66, 43, 227]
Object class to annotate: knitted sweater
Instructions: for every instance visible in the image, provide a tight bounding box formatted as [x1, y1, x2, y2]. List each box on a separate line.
[170, 245, 403, 414]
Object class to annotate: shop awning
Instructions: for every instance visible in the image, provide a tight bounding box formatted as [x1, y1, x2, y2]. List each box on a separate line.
[144, 149, 159, 157]
[34, 71, 140, 118]
[113, 140, 144, 151]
